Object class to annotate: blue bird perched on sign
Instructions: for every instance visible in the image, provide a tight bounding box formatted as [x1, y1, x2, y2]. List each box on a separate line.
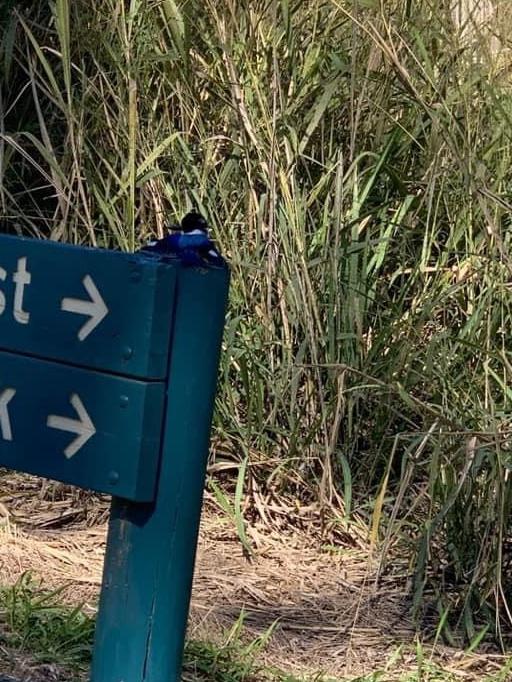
[141, 212, 225, 267]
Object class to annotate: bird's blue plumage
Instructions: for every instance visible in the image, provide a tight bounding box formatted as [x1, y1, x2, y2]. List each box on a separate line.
[141, 212, 225, 267]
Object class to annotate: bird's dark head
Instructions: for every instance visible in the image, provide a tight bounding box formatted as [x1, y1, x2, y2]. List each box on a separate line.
[181, 212, 209, 234]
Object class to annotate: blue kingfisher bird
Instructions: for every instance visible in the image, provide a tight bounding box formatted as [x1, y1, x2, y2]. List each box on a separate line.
[141, 212, 225, 267]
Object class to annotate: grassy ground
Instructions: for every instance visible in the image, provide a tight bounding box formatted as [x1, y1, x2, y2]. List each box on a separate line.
[0, 555, 511, 682]
[0, 560, 512, 682]
[0, 476, 510, 682]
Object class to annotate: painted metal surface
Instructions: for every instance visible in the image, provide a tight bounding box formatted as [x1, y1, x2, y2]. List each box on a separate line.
[0, 235, 176, 379]
[0, 349, 165, 501]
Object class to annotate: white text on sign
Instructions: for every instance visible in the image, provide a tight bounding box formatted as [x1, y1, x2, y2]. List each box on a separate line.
[0, 260, 109, 340]
[0, 258, 31, 325]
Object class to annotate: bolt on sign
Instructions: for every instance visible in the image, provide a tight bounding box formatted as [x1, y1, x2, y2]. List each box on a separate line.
[0, 234, 229, 682]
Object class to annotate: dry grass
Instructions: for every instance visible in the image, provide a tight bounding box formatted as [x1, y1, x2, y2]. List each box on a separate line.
[0, 476, 508, 681]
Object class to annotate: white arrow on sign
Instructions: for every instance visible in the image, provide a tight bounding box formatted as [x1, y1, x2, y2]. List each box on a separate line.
[47, 393, 96, 459]
[0, 388, 15, 441]
[61, 275, 109, 341]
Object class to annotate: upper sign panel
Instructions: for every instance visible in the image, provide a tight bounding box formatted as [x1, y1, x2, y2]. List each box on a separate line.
[0, 235, 176, 379]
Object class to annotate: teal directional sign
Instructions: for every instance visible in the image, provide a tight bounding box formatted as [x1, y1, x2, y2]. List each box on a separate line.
[0, 231, 230, 682]
[0, 235, 175, 378]
[0, 235, 175, 500]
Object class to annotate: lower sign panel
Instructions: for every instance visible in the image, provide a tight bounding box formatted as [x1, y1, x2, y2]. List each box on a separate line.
[0, 351, 165, 501]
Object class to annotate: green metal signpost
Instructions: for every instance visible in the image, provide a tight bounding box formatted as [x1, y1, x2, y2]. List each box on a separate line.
[0, 234, 229, 682]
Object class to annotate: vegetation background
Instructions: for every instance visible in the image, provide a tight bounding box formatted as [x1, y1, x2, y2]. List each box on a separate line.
[1, 0, 512, 648]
